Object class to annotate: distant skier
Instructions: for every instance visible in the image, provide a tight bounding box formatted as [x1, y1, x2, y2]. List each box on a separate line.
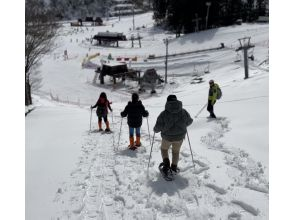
[91, 92, 112, 132]
[207, 79, 221, 118]
[153, 95, 193, 176]
[121, 93, 149, 150]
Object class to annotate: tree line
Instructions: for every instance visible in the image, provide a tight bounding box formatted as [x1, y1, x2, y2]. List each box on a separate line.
[49, 0, 146, 20]
[152, 0, 268, 34]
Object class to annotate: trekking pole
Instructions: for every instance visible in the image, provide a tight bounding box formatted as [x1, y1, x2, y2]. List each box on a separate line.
[117, 117, 123, 151]
[147, 132, 155, 174]
[146, 117, 152, 147]
[195, 103, 208, 119]
[186, 130, 197, 172]
[89, 107, 93, 132]
[111, 111, 115, 150]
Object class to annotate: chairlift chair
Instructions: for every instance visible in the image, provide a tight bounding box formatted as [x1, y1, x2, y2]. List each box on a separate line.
[248, 47, 255, 61]
[234, 52, 241, 62]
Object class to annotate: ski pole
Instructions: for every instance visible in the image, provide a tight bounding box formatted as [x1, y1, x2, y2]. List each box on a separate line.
[146, 117, 152, 147]
[89, 107, 93, 132]
[187, 130, 197, 172]
[147, 132, 155, 173]
[117, 117, 123, 151]
[195, 103, 208, 119]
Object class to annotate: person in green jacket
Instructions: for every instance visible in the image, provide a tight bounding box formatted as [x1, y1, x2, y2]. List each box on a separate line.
[207, 79, 219, 118]
[154, 95, 193, 175]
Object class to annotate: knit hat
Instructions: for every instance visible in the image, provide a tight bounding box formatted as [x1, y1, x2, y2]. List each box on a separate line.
[167, 95, 177, 102]
[100, 92, 107, 99]
[132, 93, 139, 102]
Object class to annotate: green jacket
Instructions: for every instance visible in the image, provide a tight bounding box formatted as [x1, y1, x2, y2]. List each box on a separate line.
[154, 100, 193, 141]
[208, 83, 219, 104]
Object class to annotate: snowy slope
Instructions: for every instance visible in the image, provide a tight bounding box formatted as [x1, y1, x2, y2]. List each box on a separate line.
[26, 12, 268, 220]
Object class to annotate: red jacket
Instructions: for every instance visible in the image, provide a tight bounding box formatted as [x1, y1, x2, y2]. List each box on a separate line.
[92, 97, 112, 115]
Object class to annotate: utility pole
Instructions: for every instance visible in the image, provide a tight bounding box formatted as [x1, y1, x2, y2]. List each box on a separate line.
[236, 37, 255, 79]
[192, 13, 201, 32]
[205, 2, 211, 29]
[163, 38, 169, 83]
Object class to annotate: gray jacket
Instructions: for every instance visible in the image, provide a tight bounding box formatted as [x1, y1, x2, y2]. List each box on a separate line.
[154, 100, 193, 141]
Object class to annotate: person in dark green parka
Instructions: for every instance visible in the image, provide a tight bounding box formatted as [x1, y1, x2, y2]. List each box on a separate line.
[154, 95, 193, 175]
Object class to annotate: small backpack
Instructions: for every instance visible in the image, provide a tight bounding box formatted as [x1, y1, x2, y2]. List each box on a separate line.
[216, 86, 222, 100]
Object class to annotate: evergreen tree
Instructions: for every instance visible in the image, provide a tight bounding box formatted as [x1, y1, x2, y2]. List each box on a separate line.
[256, 0, 267, 16]
[152, 0, 168, 22]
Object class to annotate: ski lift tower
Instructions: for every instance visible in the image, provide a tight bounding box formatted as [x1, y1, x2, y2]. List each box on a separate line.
[236, 37, 255, 79]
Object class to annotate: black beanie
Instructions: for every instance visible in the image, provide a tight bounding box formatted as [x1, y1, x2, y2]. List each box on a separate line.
[132, 93, 139, 102]
[167, 95, 177, 101]
[100, 92, 106, 99]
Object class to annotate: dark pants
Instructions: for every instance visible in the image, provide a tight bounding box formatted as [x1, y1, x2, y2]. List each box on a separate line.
[98, 115, 108, 123]
[207, 100, 216, 118]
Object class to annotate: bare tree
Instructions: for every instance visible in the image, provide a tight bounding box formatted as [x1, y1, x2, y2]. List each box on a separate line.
[25, 0, 59, 106]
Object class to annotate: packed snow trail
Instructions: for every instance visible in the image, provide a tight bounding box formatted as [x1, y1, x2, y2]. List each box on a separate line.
[54, 112, 268, 220]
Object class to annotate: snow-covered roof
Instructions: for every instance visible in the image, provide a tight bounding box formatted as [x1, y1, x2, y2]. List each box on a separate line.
[102, 60, 127, 67]
[96, 32, 125, 37]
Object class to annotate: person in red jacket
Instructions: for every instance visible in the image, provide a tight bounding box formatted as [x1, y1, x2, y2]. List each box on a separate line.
[91, 92, 112, 132]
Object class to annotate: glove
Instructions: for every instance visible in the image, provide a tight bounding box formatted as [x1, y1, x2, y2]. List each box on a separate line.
[90, 105, 93, 109]
[146, 111, 149, 117]
[120, 112, 124, 117]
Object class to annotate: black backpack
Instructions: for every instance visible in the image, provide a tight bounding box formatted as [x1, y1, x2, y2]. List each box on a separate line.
[217, 86, 222, 100]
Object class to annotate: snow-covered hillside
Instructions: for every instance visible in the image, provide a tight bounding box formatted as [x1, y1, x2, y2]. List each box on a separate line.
[26, 12, 268, 220]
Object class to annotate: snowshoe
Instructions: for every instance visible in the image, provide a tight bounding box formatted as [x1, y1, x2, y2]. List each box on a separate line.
[207, 115, 217, 120]
[170, 164, 180, 175]
[98, 128, 103, 132]
[128, 145, 137, 151]
[105, 128, 111, 132]
[158, 159, 173, 181]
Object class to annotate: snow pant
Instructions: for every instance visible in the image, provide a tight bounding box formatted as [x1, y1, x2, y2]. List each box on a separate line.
[129, 127, 141, 146]
[207, 100, 216, 118]
[161, 138, 183, 166]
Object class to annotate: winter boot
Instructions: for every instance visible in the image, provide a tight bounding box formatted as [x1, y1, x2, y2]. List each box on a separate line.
[171, 164, 180, 173]
[210, 113, 216, 118]
[162, 158, 171, 176]
[128, 136, 136, 150]
[135, 136, 141, 147]
[98, 121, 103, 131]
[105, 121, 110, 132]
